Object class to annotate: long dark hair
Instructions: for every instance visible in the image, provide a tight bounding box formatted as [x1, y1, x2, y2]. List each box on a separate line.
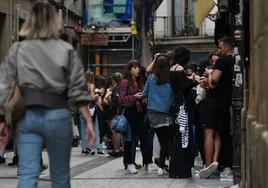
[123, 59, 143, 89]
[153, 56, 170, 85]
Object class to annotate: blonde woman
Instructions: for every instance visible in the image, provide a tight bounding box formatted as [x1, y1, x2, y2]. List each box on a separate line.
[0, 1, 95, 188]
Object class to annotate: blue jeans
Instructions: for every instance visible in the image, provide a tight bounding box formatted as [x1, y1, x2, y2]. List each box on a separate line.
[80, 114, 101, 150]
[16, 108, 72, 188]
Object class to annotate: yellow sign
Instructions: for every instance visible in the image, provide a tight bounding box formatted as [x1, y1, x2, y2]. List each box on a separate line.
[131, 24, 137, 36]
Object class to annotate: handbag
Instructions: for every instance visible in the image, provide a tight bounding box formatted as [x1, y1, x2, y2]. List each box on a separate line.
[4, 84, 25, 127]
[111, 109, 128, 132]
[4, 43, 25, 127]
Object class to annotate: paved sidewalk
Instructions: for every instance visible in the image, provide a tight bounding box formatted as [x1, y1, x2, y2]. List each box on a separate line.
[0, 147, 234, 188]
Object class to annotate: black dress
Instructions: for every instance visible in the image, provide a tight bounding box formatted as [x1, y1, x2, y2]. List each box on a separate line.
[168, 71, 197, 178]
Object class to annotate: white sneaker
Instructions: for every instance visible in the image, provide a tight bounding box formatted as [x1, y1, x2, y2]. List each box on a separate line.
[148, 163, 158, 174]
[191, 167, 200, 178]
[221, 167, 232, 176]
[101, 142, 107, 149]
[199, 161, 219, 179]
[157, 167, 168, 176]
[127, 164, 138, 174]
[220, 167, 233, 180]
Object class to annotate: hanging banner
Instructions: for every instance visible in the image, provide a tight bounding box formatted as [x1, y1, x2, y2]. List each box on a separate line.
[80, 33, 109, 46]
[194, 0, 216, 28]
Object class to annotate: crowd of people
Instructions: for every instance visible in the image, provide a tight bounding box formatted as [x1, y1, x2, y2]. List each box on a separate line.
[0, 1, 235, 188]
[75, 37, 234, 179]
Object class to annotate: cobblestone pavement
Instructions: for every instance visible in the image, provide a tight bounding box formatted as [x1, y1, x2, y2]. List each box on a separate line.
[0, 147, 234, 188]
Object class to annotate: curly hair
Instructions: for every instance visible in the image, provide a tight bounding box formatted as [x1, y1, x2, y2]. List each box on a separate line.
[171, 45, 191, 67]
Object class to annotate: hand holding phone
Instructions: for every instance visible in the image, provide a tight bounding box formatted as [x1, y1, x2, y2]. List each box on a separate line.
[199, 76, 209, 88]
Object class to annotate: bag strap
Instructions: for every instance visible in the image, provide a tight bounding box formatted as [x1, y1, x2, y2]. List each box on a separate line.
[65, 50, 72, 88]
[116, 107, 125, 116]
[14, 42, 20, 84]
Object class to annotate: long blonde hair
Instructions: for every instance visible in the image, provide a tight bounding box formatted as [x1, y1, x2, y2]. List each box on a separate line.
[19, 0, 62, 39]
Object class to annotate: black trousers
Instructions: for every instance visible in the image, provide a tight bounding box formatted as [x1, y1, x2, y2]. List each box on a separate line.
[124, 107, 152, 165]
[154, 126, 170, 168]
[219, 109, 233, 168]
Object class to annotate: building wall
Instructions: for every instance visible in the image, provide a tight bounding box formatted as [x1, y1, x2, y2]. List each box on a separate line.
[154, 0, 216, 38]
[154, 0, 171, 37]
[0, 0, 11, 61]
[241, 0, 268, 187]
[0, 0, 83, 61]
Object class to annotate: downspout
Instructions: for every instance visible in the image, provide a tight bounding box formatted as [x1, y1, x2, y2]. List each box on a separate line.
[171, 0, 175, 36]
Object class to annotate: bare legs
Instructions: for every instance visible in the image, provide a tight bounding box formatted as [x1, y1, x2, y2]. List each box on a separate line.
[204, 127, 221, 167]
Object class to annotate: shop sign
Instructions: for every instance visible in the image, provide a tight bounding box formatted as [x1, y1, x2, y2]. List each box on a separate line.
[80, 33, 109, 46]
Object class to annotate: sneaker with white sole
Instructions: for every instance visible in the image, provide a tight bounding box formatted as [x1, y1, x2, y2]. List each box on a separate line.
[157, 167, 168, 176]
[199, 161, 219, 179]
[148, 163, 158, 174]
[191, 167, 200, 178]
[97, 150, 109, 157]
[220, 167, 233, 181]
[127, 164, 138, 174]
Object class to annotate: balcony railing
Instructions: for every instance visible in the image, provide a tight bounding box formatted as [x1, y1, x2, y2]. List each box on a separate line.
[174, 15, 199, 37]
[154, 15, 213, 38]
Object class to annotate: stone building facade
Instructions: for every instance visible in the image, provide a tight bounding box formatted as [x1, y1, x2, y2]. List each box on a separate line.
[241, 0, 268, 187]
[0, 0, 83, 61]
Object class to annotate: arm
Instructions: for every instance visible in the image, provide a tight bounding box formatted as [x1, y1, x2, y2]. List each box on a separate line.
[146, 60, 155, 74]
[79, 105, 95, 147]
[66, 50, 96, 145]
[103, 89, 112, 105]
[0, 43, 20, 124]
[118, 80, 138, 107]
[67, 50, 90, 106]
[170, 71, 197, 93]
[88, 83, 103, 111]
[208, 69, 222, 89]
[88, 83, 96, 101]
[203, 59, 224, 89]
[143, 75, 151, 98]
[146, 53, 160, 74]
[95, 97, 103, 112]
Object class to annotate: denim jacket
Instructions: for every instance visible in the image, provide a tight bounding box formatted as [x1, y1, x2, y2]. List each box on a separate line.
[143, 74, 173, 113]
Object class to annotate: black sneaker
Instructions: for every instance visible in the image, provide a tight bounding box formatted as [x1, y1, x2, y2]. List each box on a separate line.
[135, 163, 142, 169]
[81, 148, 91, 155]
[154, 158, 160, 166]
[8, 156, 18, 166]
[109, 150, 123, 157]
[40, 164, 48, 172]
[0, 156, 5, 164]
[72, 137, 79, 147]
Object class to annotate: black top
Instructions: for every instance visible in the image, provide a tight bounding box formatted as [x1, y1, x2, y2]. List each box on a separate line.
[206, 55, 234, 105]
[170, 71, 198, 118]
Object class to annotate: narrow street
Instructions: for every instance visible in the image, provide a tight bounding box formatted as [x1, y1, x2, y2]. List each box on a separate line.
[0, 147, 233, 188]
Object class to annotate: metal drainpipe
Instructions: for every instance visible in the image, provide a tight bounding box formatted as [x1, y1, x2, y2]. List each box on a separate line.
[171, 0, 175, 37]
[152, 11, 155, 55]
